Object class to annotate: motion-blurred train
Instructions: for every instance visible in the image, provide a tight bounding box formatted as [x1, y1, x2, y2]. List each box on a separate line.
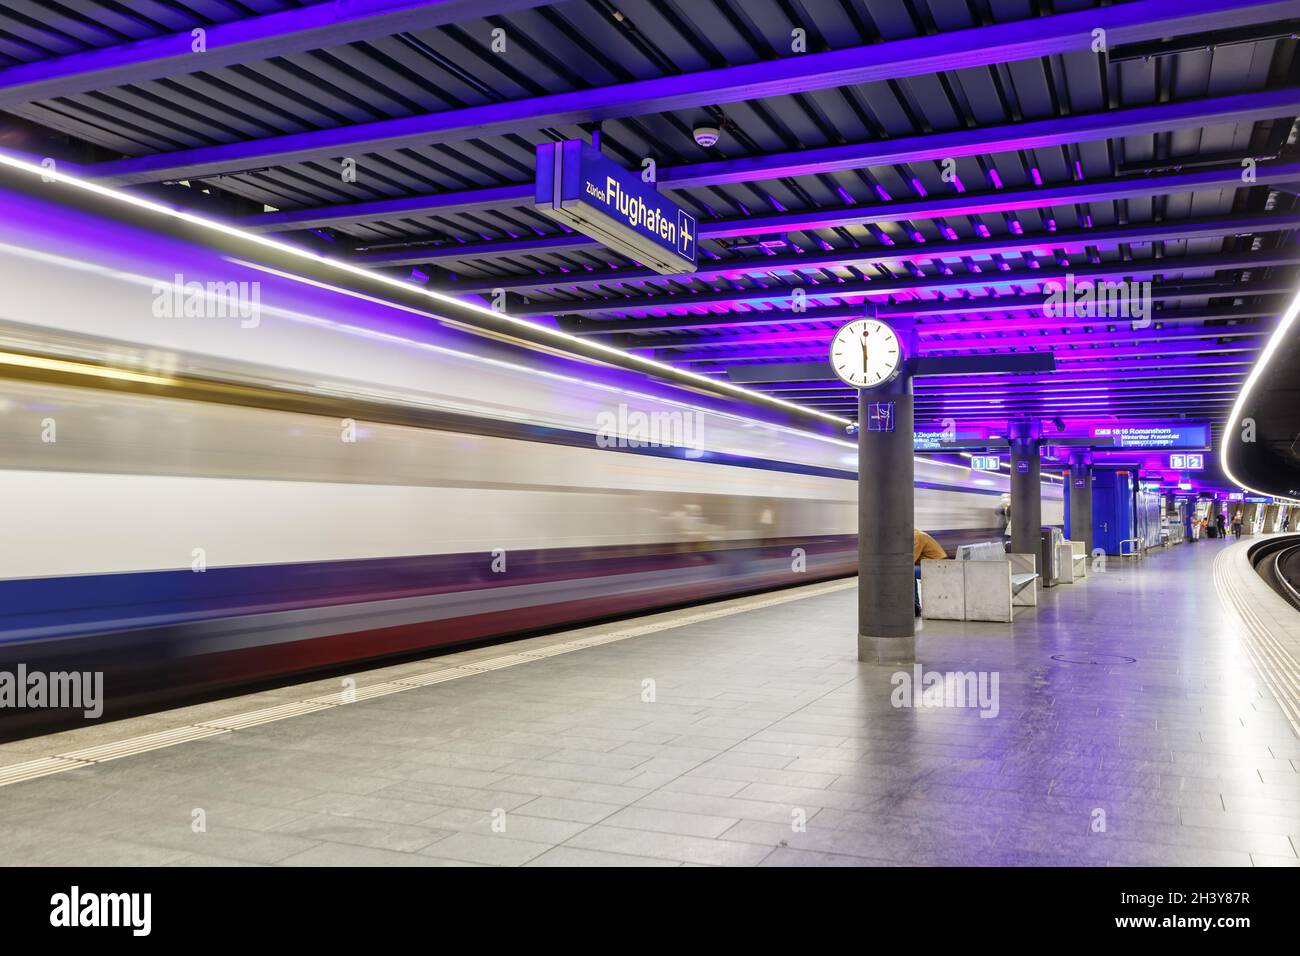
[0, 157, 1061, 731]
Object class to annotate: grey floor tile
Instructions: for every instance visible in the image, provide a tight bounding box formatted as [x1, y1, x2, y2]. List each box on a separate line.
[514, 796, 622, 824]
[524, 847, 680, 867]
[564, 825, 772, 866]
[600, 805, 739, 838]
[278, 843, 478, 867]
[417, 831, 552, 866]
[271, 812, 452, 853]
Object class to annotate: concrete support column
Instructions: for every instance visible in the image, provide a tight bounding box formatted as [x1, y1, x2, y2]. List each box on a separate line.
[1068, 449, 1093, 554]
[1008, 419, 1042, 557]
[857, 370, 915, 665]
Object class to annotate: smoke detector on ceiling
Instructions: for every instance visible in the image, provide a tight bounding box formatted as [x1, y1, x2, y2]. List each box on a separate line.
[693, 126, 721, 148]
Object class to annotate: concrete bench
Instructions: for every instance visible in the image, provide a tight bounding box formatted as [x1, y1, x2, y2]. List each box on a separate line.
[920, 541, 1038, 623]
[1057, 539, 1088, 583]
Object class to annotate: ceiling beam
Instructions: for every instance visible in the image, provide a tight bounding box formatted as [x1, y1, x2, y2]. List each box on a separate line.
[729, 357, 1252, 384]
[236, 85, 1300, 233]
[762, 371, 1249, 393]
[348, 160, 1300, 265]
[677, 337, 1267, 366]
[444, 212, 1300, 294]
[82, 0, 1289, 186]
[568, 284, 1288, 335]
[515, 250, 1300, 317]
[0, 1, 554, 110]
[623, 315, 1278, 350]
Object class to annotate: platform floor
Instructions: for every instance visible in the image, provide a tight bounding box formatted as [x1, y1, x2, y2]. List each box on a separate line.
[2, 538, 1298, 867]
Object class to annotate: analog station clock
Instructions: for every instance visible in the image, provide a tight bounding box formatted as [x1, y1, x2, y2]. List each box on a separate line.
[829, 318, 904, 389]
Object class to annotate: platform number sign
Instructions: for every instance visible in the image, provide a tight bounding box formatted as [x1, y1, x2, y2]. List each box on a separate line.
[1016, 460, 1029, 474]
[866, 402, 895, 432]
[830, 319, 904, 389]
[1172, 453, 1205, 470]
[970, 455, 1000, 472]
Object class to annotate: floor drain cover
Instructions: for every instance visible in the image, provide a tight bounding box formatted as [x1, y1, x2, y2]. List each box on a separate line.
[1051, 653, 1137, 665]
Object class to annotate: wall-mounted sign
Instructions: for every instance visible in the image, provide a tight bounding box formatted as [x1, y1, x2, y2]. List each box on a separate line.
[1089, 423, 1209, 450]
[866, 402, 896, 432]
[1016, 460, 1029, 474]
[1169, 453, 1204, 470]
[829, 319, 904, 389]
[535, 140, 697, 274]
[1074, 478, 1086, 488]
[970, 455, 1000, 472]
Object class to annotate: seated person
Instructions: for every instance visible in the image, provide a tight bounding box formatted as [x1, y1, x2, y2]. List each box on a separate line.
[913, 529, 947, 614]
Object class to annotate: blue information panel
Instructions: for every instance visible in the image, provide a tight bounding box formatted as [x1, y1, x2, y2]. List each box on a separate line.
[536, 140, 697, 274]
[1089, 423, 1209, 449]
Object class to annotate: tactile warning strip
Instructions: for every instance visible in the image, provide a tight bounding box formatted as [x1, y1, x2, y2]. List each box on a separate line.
[0, 578, 855, 788]
[1214, 548, 1300, 739]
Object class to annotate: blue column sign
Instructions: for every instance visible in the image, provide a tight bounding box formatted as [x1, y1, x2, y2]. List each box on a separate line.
[866, 401, 895, 432]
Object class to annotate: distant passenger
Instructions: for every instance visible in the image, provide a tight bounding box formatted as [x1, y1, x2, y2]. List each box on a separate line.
[913, 529, 947, 616]
[1232, 511, 1243, 539]
[1283, 513, 1291, 533]
[1215, 512, 1227, 540]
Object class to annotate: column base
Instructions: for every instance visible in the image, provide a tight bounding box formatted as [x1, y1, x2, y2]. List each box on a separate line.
[857, 633, 916, 664]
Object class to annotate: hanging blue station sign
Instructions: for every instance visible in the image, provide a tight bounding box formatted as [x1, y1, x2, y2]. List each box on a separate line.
[535, 140, 698, 275]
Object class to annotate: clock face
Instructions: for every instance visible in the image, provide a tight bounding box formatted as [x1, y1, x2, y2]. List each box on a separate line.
[830, 319, 903, 389]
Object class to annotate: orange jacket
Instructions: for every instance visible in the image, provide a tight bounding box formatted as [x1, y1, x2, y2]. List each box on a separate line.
[914, 530, 947, 564]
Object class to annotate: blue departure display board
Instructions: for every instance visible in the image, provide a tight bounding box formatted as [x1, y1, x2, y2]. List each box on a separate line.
[1089, 423, 1209, 450]
[535, 140, 697, 275]
[913, 426, 990, 450]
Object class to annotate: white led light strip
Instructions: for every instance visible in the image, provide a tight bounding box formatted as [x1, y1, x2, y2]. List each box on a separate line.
[1221, 284, 1300, 502]
[0, 151, 847, 426]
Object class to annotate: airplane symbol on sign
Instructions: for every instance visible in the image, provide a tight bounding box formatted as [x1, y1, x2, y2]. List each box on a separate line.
[677, 210, 696, 261]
